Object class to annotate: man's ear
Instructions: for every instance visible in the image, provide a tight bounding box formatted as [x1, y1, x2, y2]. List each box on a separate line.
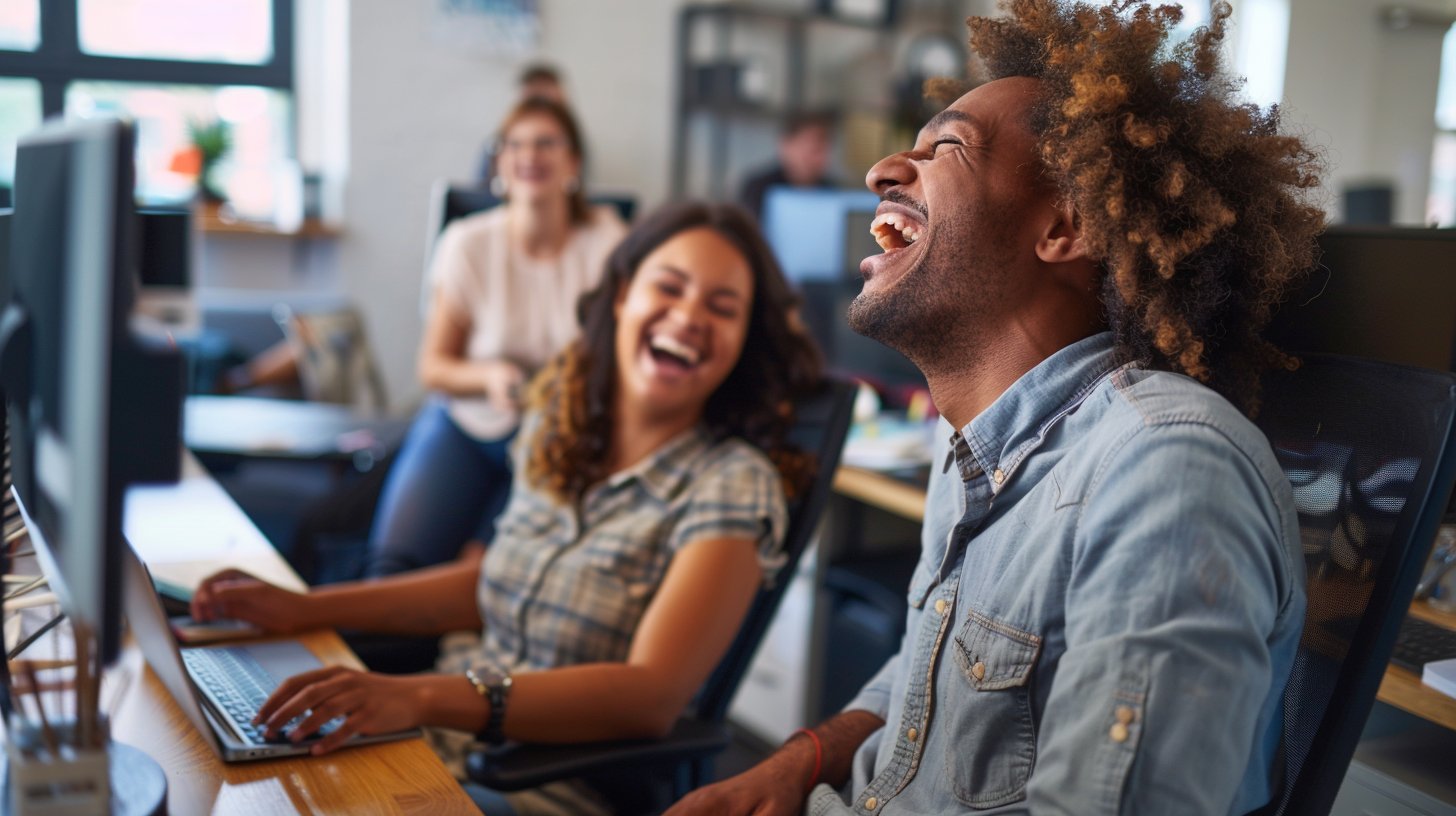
[1035, 198, 1088, 264]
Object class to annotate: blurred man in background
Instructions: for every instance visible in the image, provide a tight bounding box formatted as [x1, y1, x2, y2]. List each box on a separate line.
[740, 111, 836, 220]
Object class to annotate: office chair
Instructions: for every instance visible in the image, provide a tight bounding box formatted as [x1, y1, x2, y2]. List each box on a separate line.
[465, 379, 857, 813]
[419, 180, 638, 316]
[1248, 354, 1456, 816]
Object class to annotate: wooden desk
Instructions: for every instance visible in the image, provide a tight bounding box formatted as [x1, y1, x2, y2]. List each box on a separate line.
[830, 465, 1456, 733]
[1378, 602, 1456, 732]
[113, 453, 477, 815]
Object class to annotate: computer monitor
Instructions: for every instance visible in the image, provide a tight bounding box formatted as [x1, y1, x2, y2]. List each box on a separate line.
[0, 208, 11, 303]
[1266, 226, 1456, 370]
[137, 208, 191, 289]
[761, 187, 881, 283]
[2, 118, 184, 663]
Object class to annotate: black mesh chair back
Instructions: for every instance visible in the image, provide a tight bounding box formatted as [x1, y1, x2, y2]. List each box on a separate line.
[1250, 355, 1456, 816]
[442, 186, 500, 226]
[693, 378, 856, 721]
[466, 379, 856, 809]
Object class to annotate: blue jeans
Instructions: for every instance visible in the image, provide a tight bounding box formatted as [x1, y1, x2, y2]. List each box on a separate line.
[367, 399, 515, 577]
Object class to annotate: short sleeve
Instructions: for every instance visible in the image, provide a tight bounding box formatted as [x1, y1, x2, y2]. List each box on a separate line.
[669, 448, 789, 583]
[428, 216, 485, 319]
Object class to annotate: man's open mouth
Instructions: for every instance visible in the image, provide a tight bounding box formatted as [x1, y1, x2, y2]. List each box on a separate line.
[870, 210, 924, 251]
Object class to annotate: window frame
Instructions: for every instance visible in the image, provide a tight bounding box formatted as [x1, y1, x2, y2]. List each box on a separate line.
[0, 0, 293, 116]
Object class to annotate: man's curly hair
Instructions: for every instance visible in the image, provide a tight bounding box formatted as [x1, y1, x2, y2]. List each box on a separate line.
[965, 0, 1325, 414]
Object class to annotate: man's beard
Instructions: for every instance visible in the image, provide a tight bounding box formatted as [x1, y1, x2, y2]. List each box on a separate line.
[846, 215, 997, 375]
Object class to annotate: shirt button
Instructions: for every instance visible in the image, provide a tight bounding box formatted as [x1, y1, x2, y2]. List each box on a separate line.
[1110, 722, 1129, 743]
[992, 468, 1005, 484]
[971, 662, 986, 680]
[934, 599, 947, 615]
[865, 797, 878, 811]
[906, 727, 918, 742]
[1115, 705, 1135, 725]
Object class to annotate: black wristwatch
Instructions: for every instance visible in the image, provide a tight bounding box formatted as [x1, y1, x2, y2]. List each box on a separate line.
[466, 666, 513, 744]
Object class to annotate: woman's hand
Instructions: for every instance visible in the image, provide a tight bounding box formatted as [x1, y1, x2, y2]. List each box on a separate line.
[480, 359, 525, 414]
[190, 570, 316, 633]
[253, 666, 427, 755]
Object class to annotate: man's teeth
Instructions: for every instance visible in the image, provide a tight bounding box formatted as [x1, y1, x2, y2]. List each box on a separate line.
[649, 335, 701, 366]
[870, 213, 922, 251]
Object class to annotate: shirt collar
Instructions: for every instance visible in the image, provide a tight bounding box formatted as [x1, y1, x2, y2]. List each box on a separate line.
[953, 332, 1123, 490]
[602, 424, 714, 503]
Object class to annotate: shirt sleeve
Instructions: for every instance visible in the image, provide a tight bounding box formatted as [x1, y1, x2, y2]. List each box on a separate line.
[428, 218, 482, 320]
[668, 448, 789, 582]
[1024, 421, 1297, 815]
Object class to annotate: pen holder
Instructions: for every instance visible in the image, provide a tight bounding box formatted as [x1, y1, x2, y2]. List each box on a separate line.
[4, 719, 109, 816]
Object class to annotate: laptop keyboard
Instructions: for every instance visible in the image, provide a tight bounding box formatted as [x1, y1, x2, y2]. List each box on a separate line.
[1391, 616, 1456, 673]
[181, 646, 342, 745]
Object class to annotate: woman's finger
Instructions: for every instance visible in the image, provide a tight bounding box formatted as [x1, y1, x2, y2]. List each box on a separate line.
[311, 710, 365, 755]
[289, 691, 364, 742]
[255, 667, 347, 727]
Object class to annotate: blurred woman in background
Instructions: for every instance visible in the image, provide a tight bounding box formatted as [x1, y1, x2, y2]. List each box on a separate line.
[368, 96, 629, 577]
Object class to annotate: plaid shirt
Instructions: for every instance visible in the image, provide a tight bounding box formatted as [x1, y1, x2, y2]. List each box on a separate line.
[438, 420, 788, 678]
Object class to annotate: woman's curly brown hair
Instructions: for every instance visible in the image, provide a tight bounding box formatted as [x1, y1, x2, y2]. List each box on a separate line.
[524, 202, 824, 503]
[966, 0, 1326, 414]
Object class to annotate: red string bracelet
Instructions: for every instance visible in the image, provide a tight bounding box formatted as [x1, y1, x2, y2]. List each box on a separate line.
[792, 728, 823, 796]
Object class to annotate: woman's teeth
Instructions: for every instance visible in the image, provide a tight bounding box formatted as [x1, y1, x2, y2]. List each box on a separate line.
[870, 213, 922, 251]
[648, 335, 701, 367]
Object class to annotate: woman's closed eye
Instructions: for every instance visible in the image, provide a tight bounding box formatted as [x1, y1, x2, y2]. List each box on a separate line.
[932, 138, 963, 154]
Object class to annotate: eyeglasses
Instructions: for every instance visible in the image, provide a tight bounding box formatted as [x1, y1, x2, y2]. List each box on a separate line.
[500, 136, 569, 154]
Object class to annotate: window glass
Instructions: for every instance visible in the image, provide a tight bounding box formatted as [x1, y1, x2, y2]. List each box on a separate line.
[0, 0, 40, 52]
[0, 77, 42, 190]
[67, 82, 292, 208]
[1428, 132, 1456, 227]
[1437, 24, 1456, 131]
[78, 0, 273, 65]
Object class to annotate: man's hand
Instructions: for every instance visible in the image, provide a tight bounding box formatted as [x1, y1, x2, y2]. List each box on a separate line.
[668, 711, 886, 815]
[665, 736, 815, 816]
[253, 666, 425, 755]
[190, 569, 316, 633]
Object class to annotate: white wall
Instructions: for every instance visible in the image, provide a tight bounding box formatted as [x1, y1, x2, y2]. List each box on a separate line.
[1281, 0, 1453, 223]
[341, 0, 684, 410]
[279, 0, 1456, 407]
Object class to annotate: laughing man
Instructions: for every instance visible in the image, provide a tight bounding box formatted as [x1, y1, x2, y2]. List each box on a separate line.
[668, 1, 1325, 813]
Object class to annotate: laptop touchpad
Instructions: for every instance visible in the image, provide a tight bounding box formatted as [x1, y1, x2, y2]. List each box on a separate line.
[244, 641, 325, 682]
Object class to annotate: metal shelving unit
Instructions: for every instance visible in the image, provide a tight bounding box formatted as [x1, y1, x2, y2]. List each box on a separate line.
[669, 4, 891, 200]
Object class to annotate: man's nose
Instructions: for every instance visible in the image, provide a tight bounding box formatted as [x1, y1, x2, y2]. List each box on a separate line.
[866, 151, 916, 194]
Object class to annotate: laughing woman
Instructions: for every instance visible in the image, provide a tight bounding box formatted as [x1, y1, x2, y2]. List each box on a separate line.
[190, 202, 822, 815]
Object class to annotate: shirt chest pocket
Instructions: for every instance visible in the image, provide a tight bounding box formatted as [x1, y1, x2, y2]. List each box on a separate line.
[944, 609, 1042, 809]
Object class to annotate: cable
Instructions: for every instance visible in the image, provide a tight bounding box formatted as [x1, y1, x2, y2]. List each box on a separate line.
[7, 612, 64, 661]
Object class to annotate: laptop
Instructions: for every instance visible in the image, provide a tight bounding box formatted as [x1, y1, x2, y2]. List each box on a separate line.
[121, 543, 419, 761]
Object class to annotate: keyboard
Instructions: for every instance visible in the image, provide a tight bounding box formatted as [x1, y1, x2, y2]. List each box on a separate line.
[1390, 616, 1456, 673]
[181, 646, 341, 744]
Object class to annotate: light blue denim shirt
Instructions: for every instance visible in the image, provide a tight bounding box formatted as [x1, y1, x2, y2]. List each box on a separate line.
[811, 332, 1306, 816]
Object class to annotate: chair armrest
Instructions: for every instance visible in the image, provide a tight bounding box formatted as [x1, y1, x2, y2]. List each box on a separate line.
[465, 718, 732, 792]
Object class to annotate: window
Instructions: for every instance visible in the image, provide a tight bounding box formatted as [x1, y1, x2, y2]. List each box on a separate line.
[0, 77, 40, 191]
[0, 0, 39, 52]
[1431, 24, 1456, 225]
[78, 0, 273, 65]
[0, 1, 292, 206]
